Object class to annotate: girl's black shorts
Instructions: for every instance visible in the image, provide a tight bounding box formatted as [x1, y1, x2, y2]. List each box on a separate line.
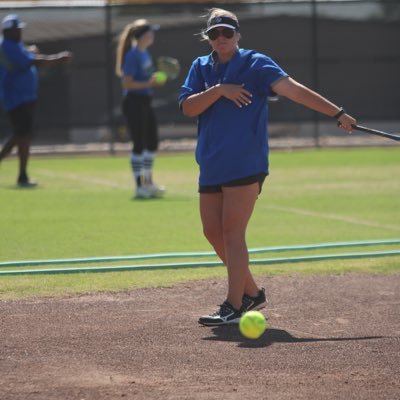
[199, 172, 267, 194]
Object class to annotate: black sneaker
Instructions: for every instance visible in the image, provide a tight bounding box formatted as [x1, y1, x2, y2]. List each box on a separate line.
[242, 288, 267, 312]
[198, 301, 243, 326]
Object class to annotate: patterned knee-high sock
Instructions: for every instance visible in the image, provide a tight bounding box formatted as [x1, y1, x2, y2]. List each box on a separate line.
[130, 153, 144, 187]
[143, 150, 155, 185]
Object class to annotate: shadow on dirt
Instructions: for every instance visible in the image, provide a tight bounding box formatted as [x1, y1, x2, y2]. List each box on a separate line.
[202, 327, 385, 348]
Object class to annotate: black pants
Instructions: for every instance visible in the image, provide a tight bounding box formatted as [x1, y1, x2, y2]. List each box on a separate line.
[122, 93, 158, 154]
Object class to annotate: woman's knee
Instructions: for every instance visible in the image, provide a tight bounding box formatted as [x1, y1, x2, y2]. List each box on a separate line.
[202, 224, 221, 246]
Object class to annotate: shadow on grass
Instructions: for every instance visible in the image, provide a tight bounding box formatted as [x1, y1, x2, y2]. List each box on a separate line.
[0, 184, 40, 190]
[202, 327, 385, 348]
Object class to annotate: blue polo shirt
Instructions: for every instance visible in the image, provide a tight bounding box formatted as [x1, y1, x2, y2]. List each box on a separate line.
[122, 47, 154, 97]
[0, 37, 37, 111]
[179, 48, 288, 186]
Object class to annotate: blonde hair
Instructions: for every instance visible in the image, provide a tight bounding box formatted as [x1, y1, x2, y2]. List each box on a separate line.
[115, 19, 150, 77]
[200, 8, 239, 41]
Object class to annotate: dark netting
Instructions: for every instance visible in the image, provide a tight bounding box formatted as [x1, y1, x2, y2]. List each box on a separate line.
[0, 1, 399, 148]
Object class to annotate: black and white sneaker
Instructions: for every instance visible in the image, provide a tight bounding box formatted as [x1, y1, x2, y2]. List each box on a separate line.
[198, 301, 243, 326]
[242, 288, 267, 312]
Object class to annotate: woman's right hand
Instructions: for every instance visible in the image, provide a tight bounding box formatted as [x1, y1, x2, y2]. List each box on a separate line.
[337, 113, 357, 133]
[218, 84, 252, 108]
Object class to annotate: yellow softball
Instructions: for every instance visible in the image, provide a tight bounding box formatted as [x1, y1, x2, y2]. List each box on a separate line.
[239, 311, 267, 339]
[154, 71, 167, 84]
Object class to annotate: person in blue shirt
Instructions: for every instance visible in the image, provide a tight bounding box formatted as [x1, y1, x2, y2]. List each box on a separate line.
[115, 19, 166, 199]
[0, 14, 72, 187]
[179, 8, 357, 326]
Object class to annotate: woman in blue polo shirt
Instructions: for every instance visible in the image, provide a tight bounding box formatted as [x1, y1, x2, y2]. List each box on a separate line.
[179, 8, 356, 326]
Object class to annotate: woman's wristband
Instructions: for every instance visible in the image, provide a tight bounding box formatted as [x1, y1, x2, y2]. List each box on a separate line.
[333, 107, 346, 119]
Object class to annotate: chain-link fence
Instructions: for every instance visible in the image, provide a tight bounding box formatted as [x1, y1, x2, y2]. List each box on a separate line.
[0, 0, 399, 150]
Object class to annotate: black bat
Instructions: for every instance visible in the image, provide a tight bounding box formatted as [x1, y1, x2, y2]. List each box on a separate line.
[351, 124, 400, 142]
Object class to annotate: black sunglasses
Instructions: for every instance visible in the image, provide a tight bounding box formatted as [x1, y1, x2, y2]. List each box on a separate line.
[206, 27, 236, 41]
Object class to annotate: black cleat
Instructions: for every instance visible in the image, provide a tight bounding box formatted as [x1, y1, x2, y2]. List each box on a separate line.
[17, 178, 38, 188]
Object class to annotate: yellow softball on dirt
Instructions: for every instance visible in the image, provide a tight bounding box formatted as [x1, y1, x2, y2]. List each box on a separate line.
[239, 311, 267, 339]
[154, 71, 167, 84]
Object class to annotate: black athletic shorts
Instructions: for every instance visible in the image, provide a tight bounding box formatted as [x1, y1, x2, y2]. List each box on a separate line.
[199, 172, 268, 194]
[8, 101, 36, 136]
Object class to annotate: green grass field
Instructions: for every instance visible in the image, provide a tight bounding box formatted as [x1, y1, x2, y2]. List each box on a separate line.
[1, 147, 399, 299]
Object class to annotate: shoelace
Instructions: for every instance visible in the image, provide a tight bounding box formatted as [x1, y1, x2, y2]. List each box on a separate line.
[211, 302, 231, 317]
[242, 296, 253, 308]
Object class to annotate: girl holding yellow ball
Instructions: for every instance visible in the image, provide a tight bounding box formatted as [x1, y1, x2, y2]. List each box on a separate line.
[116, 19, 166, 199]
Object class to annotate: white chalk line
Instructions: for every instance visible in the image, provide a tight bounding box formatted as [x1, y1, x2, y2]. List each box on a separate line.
[34, 170, 400, 232]
[262, 204, 400, 231]
[37, 169, 129, 189]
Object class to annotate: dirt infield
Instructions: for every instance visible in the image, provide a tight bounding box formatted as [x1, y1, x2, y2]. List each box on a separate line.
[1, 273, 399, 400]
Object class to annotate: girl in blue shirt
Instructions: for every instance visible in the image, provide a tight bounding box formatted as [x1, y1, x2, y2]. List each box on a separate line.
[116, 19, 166, 199]
[179, 8, 356, 326]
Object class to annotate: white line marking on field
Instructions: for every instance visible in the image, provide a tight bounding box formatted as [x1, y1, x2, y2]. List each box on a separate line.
[263, 204, 400, 231]
[37, 169, 128, 189]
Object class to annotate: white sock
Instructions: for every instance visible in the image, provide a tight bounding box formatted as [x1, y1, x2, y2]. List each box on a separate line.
[143, 150, 155, 184]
